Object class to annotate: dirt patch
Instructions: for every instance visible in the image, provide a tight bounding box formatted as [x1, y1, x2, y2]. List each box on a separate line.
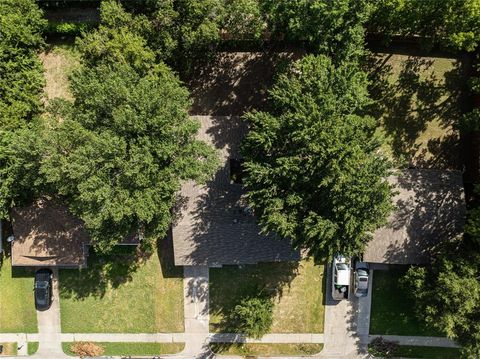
[188, 51, 304, 116]
[40, 45, 80, 103]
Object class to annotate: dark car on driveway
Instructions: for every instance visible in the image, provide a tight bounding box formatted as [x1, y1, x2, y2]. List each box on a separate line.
[34, 268, 52, 311]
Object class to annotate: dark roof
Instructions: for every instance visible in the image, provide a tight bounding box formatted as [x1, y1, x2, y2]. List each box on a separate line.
[172, 116, 300, 266]
[11, 199, 139, 268]
[364, 169, 466, 264]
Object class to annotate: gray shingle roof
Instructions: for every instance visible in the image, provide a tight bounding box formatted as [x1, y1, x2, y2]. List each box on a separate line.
[364, 169, 466, 264]
[172, 116, 300, 266]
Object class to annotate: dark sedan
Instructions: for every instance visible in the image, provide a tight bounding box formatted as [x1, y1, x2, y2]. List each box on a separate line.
[34, 268, 52, 311]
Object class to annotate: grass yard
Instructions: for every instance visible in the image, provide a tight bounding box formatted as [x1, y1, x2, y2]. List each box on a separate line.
[391, 345, 461, 359]
[0, 255, 37, 333]
[368, 52, 467, 169]
[209, 259, 325, 333]
[62, 342, 184, 356]
[39, 43, 80, 102]
[59, 242, 184, 333]
[27, 342, 39, 355]
[370, 267, 440, 336]
[210, 343, 323, 357]
[0, 343, 17, 356]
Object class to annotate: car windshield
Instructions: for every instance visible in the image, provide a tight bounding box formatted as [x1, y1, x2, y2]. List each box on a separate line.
[336, 263, 348, 271]
[357, 269, 368, 276]
[35, 281, 48, 289]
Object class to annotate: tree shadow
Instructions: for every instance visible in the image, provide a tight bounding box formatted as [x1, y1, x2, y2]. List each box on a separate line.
[366, 52, 468, 169]
[159, 230, 183, 279]
[187, 51, 303, 116]
[382, 170, 465, 264]
[58, 245, 151, 300]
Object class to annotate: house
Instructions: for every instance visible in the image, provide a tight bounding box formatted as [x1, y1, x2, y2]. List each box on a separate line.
[10, 199, 139, 268]
[172, 116, 300, 266]
[364, 169, 466, 265]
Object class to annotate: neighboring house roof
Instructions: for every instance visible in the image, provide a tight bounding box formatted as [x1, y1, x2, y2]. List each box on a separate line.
[11, 199, 139, 268]
[364, 169, 466, 264]
[11, 199, 90, 267]
[172, 116, 300, 266]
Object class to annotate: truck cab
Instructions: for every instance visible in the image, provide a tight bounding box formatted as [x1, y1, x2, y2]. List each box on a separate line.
[332, 255, 351, 300]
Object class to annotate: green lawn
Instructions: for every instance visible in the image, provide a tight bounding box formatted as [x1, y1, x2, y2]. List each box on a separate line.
[59, 243, 184, 333]
[62, 342, 184, 356]
[370, 268, 440, 336]
[0, 342, 17, 356]
[27, 342, 39, 355]
[209, 259, 325, 333]
[210, 343, 323, 357]
[392, 345, 461, 359]
[0, 255, 37, 333]
[368, 52, 467, 169]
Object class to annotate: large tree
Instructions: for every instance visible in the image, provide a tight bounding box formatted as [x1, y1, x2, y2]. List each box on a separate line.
[0, 0, 46, 130]
[242, 55, 392, 259]
[41, 63, 218, 252]
[261, 0, 372, 62]
[402, 236, 480, 357]
[369, 0, 480, 51]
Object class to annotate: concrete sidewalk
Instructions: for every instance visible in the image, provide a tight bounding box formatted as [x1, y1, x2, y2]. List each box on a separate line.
[356, 270, 373, 346]
[368, 335, 460, 348]
[181, 266, 210, 358]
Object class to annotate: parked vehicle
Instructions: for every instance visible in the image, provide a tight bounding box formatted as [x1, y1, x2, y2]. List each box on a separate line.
[34, 268, 52, 311]
[332, 255, 351, 300]
[354, 261, 369, 298]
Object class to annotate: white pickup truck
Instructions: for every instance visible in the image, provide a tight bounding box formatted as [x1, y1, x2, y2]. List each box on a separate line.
[332, 255, 351, 300]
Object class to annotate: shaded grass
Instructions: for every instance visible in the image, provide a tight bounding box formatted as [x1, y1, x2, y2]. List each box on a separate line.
[368, 53, 467, 169]
[59, 244, 184, 333]
[209, 259, 324, 333]
[62, 342, 184, 356]
[27, 342, 38, 355]
[210, 343, 323, 357]
[0, 342, 17, 356]
[0, 255, 37, 333]
[392, 345, 461, 358]
[370, 268, 440, 336]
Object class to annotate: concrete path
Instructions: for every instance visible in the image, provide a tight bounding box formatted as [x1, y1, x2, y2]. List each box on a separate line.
[356, 270, 373, 346]
[319, 265, 364, 359]
[209, 333, 323, 344]
[33, 269, 67, 359]
[368, 335, 460, 348]
[181, 265, 211, 358]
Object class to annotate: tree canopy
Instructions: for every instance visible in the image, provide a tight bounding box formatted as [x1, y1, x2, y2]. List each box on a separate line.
[242, 55, 393, 259]
[40, 62, 217, 252]
[0, 0, 46, 130]
[402, 234, 480, 357]
[369, 0, 480, 51]
[261, 0, 371, 61]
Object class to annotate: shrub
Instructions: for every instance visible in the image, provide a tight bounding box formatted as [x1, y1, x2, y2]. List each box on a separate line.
[368, 337, 399, 358]
[469, 77, 480, 95]
[45, 21, 96, 36]
[461, 109, 480, 132]
[232, 296, 273, 339]
[70, 342, 104, 358]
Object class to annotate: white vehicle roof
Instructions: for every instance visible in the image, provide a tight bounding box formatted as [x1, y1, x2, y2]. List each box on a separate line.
[333, 255, 351, 286]
[336, 268, 350, 285]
